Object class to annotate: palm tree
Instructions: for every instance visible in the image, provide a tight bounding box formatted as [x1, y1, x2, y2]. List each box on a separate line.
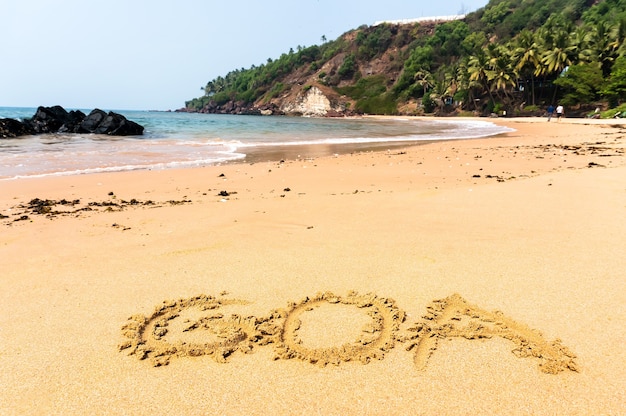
[588, 21, 618, 77]
[570, 26, 591, 61]
[615, 18, 626, 57]
[489, 46, 517, 101]
[512, 30, 541, 105]
[203, 81, 215, 96]
[444, 61, 462, 103]
[214, 76, 226, 93]
[540, 29, 577, 76]
[537, 24, 579, 104]
[429, 67, 456, 111]
[456, 58, 482, 110]
[414, 69, 434, 96]
[468, 50, 496, 105]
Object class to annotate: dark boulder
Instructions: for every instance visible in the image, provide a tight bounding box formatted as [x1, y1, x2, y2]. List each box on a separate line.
[0, 118, 33, 138]
[93, 111, 144, 135]
[0, 106, 144, 139]
[58, 109, 87, 133]
[26, 105, 87, 133]
[79, 109, 143, 136]
[25, 105, 70, 133]
[78, 109, 108, 133]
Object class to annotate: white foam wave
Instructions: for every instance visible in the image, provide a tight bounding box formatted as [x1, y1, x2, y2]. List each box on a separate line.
[2, 153, 246, 181]
[235, 121, 513, 148]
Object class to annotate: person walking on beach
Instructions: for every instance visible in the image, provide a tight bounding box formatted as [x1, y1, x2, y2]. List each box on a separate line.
[556, 104, 564, 121]
[547, 105, 555, 121]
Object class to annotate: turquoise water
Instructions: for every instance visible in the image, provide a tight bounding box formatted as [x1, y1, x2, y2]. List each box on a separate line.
[0, 107, 512, 180]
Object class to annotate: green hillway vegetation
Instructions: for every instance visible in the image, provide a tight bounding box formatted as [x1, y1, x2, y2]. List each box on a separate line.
[186, 0, 626, 118]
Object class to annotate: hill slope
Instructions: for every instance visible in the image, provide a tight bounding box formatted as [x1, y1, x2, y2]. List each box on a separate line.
[183, 0, 626, 117]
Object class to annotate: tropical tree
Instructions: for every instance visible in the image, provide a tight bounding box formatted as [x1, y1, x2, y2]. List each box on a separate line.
[444, 61, 462, 103]
[601, 55, 626, 106]
[429, 67, 456, 111]
[614, 18, 626, 56]
[422, 92, 436, 113]
[489, 46, 517, 101]
[587, 21, 619, 76]
[569, 26, 592, 62]
[454, 57, 482, 110]
[468, 50, 496, 105]
[413, 69, 434, 96]
[539, 29, 577, 76]
[512, 29, 541, 104]
[449, 58, 470, 110]
[534, 21, 579, 103]
[395, 45, 434, 95]
[554, 63, 604, 105]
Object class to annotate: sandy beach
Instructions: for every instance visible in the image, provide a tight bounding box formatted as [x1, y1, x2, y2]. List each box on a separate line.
[1, 117, 625, 415]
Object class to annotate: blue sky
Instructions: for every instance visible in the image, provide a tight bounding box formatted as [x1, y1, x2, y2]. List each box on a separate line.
[0, 0, 488, 111]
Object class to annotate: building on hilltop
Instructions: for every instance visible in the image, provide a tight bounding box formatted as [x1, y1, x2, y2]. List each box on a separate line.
[373, 15, 466, 26]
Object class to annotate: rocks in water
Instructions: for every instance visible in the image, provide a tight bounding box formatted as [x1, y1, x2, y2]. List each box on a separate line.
[78, 109, 107, 133]
[24, 105, 86, 134]
[0, 118, 32, 138]
[61, 109, 88, 133]
[178, 101, 283, 116]
[79, 108, 144, 135]
[0, 105, 144, 138]
[89, 110, 144, 135]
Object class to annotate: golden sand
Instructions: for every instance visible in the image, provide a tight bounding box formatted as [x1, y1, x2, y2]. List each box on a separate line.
[1, 117, 625, 415]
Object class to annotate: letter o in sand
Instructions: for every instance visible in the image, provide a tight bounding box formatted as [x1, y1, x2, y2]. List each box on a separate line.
[273, 291, 405, 366]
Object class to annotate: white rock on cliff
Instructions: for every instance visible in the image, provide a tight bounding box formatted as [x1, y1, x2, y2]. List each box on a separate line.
[281, 86, 332, 116]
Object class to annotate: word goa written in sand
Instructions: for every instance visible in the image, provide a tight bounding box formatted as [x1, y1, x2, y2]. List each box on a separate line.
[119, 292, 578, 374]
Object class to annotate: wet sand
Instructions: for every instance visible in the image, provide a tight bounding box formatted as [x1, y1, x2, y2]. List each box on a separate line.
[1, 117, 625, 415]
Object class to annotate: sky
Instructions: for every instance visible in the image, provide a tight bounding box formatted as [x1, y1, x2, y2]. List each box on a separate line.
[0, 0, 489, 111]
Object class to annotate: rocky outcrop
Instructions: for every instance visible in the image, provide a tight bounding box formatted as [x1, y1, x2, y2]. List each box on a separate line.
[78, 109, 107, 133]
[0, 118, 32, 138]
[25, 105, 87, 134]
[1, 106, 144, 138]
[279, 86, 348, 117]
[178, 85, 352, 117]
[280, 86, 331, 116]
[80, 109, 144, 135]
[179, 101, 283, 116]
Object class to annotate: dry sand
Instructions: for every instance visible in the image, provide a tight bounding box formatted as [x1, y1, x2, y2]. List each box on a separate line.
[1, 117, 625, 415]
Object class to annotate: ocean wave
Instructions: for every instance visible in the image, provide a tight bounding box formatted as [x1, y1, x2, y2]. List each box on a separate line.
[2, 153, 246, 180]
[235, 121, 513, 148]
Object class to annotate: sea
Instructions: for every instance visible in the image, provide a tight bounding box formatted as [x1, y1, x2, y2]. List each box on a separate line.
[0, 107, 513, 180]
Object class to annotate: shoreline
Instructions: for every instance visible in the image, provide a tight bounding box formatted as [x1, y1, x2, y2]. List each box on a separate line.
[0, 114, 513, 181]
[1, 117, 625, 415]
[2, 116, 624, 196]
[3, 115, 623, 182]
